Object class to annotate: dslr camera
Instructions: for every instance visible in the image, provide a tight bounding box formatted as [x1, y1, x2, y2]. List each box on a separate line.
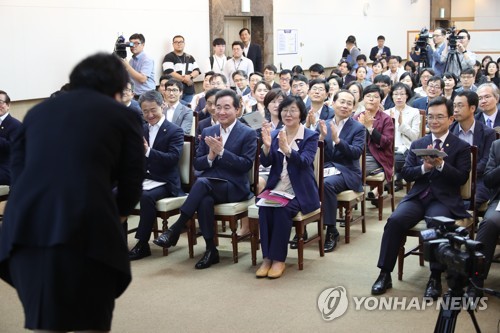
[421, 216, 485, 281]
[446, 27, 465, 50]
[114, 35, 133, 59]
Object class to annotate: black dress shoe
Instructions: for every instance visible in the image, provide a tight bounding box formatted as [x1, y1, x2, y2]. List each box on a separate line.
[128, 242, 151, 261]
[324, 232, 339, 252]
[290, 230, 308, 249]
[371, 272, 392, 295]
[153, 229, 180, 248]
[195, 249, 220, 269]
[424, 277, 442, 300]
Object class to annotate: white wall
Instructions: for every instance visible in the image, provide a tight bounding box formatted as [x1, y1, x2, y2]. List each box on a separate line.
[451, 0, 475, 17]
[474, 0, 500, 29]
[273, 0, 430, 70]
[0, 0, 210, 101]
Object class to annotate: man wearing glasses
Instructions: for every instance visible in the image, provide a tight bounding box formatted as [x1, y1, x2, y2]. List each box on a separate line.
[412, 76, 444, 113]
[123, 33, 156, 98]
[475, 83, 500, 128]
[371, 96, 471, 300]
[0, 90, 21, 185]
[162, 35, 201, 104]
[162, 79, 193, 135]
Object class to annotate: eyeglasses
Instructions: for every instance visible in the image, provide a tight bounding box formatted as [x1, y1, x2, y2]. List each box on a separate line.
[310, 87, 326, 93]
[426, 115, 448, 121]
[281, 108, 300, 115]
[427, 84, 442, 90]
[365, 94, 381, 100]
[131, 42, 142, 46]
[166, 88, 180, 93]
[173, 41, 185, 45]
[478, 94, 493, 101]
[0, 100, 7, 105]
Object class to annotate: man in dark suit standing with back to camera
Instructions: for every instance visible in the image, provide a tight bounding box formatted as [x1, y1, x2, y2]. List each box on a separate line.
[371, 96, 471, 300]
[0, 53, 144, 332]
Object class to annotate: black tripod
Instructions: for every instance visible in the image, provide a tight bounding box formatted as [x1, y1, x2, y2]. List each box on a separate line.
[443, 47, 462, 75]
[434, 273, 481, 333]
[417, 47, 429, 69]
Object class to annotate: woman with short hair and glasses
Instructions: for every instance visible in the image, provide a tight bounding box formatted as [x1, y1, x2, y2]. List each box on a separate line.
[256, 95, 319, 279]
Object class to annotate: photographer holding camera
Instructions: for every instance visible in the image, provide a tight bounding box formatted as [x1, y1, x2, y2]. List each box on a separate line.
[440, 28, 477, 78]
[410, 28, 447, 76]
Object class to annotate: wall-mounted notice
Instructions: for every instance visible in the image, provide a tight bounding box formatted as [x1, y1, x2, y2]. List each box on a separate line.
[277, 29, 298, 55]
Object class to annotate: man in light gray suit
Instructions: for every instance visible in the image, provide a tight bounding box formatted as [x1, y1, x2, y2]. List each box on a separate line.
[163, 79, 193, 135]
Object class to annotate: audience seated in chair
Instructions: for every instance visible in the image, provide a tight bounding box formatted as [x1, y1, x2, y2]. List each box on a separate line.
[0, 90, 22, 186]
[371, 97, 472, 300]
[163, 79, 194, 135]
[153, 89, 257, 270]
[128, 90, 185, 261]
[450, 90, 496, 209]
[256, 95, 319, 279]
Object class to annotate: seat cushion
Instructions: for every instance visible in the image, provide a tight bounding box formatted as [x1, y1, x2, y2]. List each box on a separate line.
[409, 220, 427, 232]
[214, 198, 255, 216]
[337, 190, 363, 202]
[0, 185, 9, 197]
[366, 173, 385, 182]
[248, 204, 259, 219]
[156, 196, 188, 212]
[293, 208, 320, 221]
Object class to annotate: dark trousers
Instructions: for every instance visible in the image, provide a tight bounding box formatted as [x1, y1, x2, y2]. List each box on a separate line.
[394, 151, 407, 181]
[377, 194, 453, 272]
[323, 174, 348, 236]
[135, 185, 174, 242]
[180, 178, 230, 239]
[259, 199, 300, 262]
[475, 200, 500, 279]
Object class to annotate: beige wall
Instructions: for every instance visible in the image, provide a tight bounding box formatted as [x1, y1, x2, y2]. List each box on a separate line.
[451, 0, 475, 18]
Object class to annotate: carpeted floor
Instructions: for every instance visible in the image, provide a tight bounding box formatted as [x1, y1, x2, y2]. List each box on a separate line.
[1, 192, 499, 333]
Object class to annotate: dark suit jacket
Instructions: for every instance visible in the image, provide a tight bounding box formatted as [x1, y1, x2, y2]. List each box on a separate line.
[0, 89, 144, 295]
[319, 105, 334, 121]
[475, 111, 500, 128]
[0, 114, 22, 185]
[195, 120, 257, 201]
[144, 120, 184, 196]
[412, 97, 429, 112]
[449, 120, 496, 177]
[369, 46, 391, 61]
[401, 133, 471, 218]
[342, 74, 356, 88]
[195, 116, 215, 150]
[168, 103, 193, 135]
[246, 43, 262, 73]
[484, 139, 500, 201]
[261, 127, 320, 214]
[383, 96, 395, 110]
[323, 118, 366, 192]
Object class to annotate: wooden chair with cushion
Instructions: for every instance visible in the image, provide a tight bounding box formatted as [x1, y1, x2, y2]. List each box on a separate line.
[249, 140, 325, 270]
[396, 145, 478, 281]
[187, 142, 260, 263]
[336, 146, 366, 244]
[0, 185, 9, 222]
[405, 109, 427, 193]
[128, 135, 196, 256]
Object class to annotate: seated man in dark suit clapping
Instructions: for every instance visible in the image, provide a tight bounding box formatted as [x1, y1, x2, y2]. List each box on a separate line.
[371, 97, 471, 299]
[154, 89, 257, 269]
[128, 90, 185, 260]
[0, 90, 22, 185]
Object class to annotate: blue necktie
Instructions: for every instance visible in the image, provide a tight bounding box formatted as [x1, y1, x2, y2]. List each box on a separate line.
[486, 118, 493, 128]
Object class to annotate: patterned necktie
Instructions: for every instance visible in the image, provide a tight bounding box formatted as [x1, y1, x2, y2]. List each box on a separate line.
[486, 118, 493, 128]
[434, 139, 442, 150]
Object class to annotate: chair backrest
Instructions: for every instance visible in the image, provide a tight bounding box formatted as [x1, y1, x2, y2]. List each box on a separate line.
[419, 109, 426, 138]
[189, 113, 197, 137]
[460, 145, 477, 208]
[249, 139, 261, 196]
[180, 135, 195, 193]
[314, 140, 325, 202]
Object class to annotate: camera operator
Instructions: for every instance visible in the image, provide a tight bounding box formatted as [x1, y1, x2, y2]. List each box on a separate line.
[468, 139, 500, 299]
[440, 29, 477, 78]
[122, 33, 156, 98]
[410, 28, 447, 76]
[371, 97, 472, 299]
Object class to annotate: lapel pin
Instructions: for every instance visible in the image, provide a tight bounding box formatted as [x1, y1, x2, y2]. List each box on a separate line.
[163, 128, 166, 132]
[446, 143, 449, 147]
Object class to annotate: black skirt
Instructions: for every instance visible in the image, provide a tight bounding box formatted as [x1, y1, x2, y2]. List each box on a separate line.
[9, 245, 118, 331]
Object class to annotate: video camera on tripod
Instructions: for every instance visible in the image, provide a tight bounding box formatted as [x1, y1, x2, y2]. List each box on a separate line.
[113, 35, 133, 59]
[445, 27, 465, 51]
[421, 216, 485, 280]
[415, 27, 433, 50]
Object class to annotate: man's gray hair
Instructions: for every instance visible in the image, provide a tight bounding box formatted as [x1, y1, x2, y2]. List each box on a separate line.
[477, 82, 500, 100]
[138, 90, 163, 106]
